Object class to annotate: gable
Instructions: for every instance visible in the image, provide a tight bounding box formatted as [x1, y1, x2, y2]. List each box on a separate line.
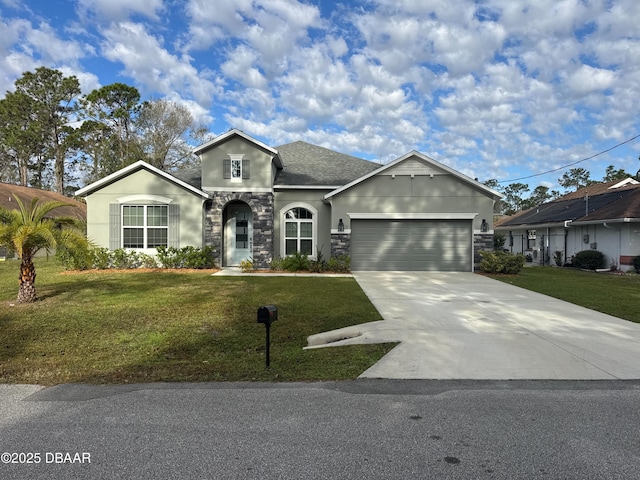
[379, 157, 447, 177]
[75, 161, 209, 199]
[325, 151, 501, 201]
[198, 135, 277, 192]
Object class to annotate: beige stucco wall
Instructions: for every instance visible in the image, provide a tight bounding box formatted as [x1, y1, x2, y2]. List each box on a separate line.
[199, 137, 275, 192]
[273, 189, 332, 259]
[85, 169, 205, 250]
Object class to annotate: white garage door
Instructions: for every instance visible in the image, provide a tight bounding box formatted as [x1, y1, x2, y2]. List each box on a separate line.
[350, 219, 472, 271]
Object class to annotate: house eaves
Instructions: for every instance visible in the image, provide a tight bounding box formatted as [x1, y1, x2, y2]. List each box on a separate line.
[570, 217, 639, 226]
[274, 185, 341, 190]
[495, 221, 568, 230]
[324, 150, 503, 201]
[75, 160, 211, 199]
[193, 128, 283, 169]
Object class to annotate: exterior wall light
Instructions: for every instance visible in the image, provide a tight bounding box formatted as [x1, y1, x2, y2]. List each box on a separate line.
[338, 218, 344, 232]
[481, 219, 488, 232]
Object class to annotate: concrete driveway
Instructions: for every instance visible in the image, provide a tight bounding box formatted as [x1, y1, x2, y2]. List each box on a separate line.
[306, 272, 640, 380]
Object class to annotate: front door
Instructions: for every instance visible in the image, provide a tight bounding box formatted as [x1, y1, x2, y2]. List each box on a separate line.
[225, 203, 253, 266]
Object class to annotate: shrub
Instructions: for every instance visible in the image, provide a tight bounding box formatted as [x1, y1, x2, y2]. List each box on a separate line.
[326, 255, 351, 273]
[269, 257, 284, 271]
[281, 252, 310, 272]
[56, 245, 91, 271]
[494, 233, 506, 250]
[90, 248, 111, 269]
[111, 248, 141, 269]
[155, 246, 215, 269]
[572, 250, 604, 270]
[553, 251, 563, 267]
[239, 257, 254, 272]
[633, 256, 640, 274]
[479, 250, 525, 274]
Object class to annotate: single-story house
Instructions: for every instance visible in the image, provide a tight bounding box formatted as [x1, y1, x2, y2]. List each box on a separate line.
[75, 129, 501, 271]
[0, 182, 87, 259]
[495, 178, 640, 270]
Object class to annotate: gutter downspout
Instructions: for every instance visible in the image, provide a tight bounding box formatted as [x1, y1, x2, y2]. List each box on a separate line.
[564, 220, 572, 265]
[603, 222, 621, 270]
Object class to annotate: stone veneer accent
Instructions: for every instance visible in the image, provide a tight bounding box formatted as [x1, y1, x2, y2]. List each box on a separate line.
[205, 192, 274, 269]
[474, 233, 494, 265]
[330, 233, 351, 257]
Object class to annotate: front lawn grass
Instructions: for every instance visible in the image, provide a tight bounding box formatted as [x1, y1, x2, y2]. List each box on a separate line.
[0, 259, 393, 385]
[489, 266, 640, 323]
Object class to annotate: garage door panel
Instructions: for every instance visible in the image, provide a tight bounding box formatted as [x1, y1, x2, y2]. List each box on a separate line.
[351, 220, 471, 271]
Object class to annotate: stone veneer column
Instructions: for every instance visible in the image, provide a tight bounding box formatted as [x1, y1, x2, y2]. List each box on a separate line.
[331, 233, 351, 257]
[205, 192, 274, 269]
[473, 233, 494, 265]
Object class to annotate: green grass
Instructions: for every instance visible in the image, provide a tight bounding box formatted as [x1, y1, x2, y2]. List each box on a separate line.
[489, 266, 640, 323]
[0, 259, 393, 385]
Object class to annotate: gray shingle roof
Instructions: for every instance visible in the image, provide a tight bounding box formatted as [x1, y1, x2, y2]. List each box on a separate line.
[273, 141, 380, 186]
[497, 184, 640, 227]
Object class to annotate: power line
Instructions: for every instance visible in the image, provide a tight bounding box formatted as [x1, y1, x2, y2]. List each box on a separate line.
[497, 134, 640, 184]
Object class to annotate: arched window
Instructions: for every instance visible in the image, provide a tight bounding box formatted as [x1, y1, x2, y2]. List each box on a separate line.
[282, 205, 315, 257]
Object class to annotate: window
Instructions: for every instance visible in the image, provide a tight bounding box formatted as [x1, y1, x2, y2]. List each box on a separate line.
[284, 207, 314, 256]
[231, 159, 242, 179]
[223, 156, 250, 180]
[122, 205, 168, 249]
[527, 229, 536, 250]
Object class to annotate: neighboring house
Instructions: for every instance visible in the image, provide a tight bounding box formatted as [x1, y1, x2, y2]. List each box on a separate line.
[0, 182, 87, 259]
[76, 129, 501, 271]
[496, 178, 640, 270]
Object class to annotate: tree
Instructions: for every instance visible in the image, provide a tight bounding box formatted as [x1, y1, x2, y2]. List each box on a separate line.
[0, 89, 43, 186]
[558, 168, 591, 191]
[13, 67, 81, 194]
[135, 99, 200, 171]
[78, 83, 142, 177]
[521, 185, 561, 209]
[0, 196, 90, 303]
[502, 182, 530, 215]
[603, 165, 630, 182]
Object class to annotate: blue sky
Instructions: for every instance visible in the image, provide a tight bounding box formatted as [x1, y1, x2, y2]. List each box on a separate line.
[1, 0, 639, 192]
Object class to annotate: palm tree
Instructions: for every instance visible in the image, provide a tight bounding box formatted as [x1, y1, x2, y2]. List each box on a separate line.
[0, 195, 90, 303]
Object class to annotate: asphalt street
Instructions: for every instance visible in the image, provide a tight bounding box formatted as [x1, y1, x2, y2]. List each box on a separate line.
[1, 380, 640, 479]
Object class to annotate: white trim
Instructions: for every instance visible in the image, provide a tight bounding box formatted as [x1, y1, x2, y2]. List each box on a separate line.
[609, 178, 639, 189]
[474, 229, 495, 234]
[280, 202, 318, 259]
[75, 160, 210, 199]
[331, 229, 352, 234]
[202, 186, 273, 193]
[193, 129, 283, 168]
[117, 194, 173, 204]
[347, 212, 478, 220]
[324, 151, 503, 201]
[274, 185, 340, 190]
[121, 204, 168, 250]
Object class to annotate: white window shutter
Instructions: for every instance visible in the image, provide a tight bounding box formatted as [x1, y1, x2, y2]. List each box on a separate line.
[168, 204, 180, 247]
[242, 159, 250, 179]
[109, 203, 121, 250]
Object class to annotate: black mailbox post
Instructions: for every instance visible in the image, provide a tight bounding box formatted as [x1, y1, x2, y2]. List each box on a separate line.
[257, 305, 278, 367]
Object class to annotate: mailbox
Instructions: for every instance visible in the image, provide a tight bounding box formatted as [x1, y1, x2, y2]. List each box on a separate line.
[257, 305, 278, 325]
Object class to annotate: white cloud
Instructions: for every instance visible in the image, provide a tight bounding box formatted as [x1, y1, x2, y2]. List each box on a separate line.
[76, 0, 164, 22]
[565, 65, 616, 95]
[100, 22, 222, 104]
